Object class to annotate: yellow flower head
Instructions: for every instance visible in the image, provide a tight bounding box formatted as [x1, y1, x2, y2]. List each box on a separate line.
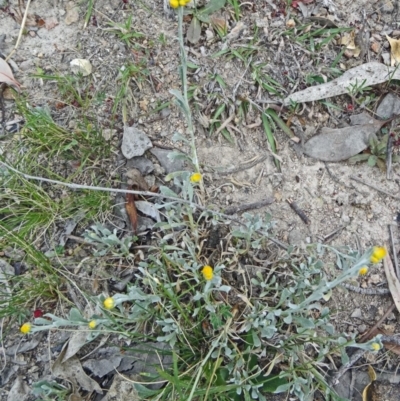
[358, 266, 369, 276]
[20, 322, 31, 334]
[190, 172, 202, 183]
[370, 247, 386, 264]
[103, 297, 115, 310]
[371, 342, 381, 351]
[169, 0, 179, 8]
[88, 320, 97, 329]
[202, 265, 214, 281]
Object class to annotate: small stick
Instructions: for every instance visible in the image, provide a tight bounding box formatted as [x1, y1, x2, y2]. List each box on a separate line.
[341, 283, 390, 295]
[350, 175, 400, 200]
[6, 0, 32, 61]
[215, 113, 235, 136]
[386, 134, 393, 180]
[0, 83, 6, 129]
[388, 224, 400, 279]
[224, 198, 274, 215]
[286, 199, 310, 225]
[0, 160, 289, 251]
[359, 303, 396, 343]
[322, 225, 346, 243]
[381, 335, 400, 347]
[329, 349, 366, 386]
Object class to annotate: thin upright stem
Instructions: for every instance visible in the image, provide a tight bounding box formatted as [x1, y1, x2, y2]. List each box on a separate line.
[177, 7, 199, 172]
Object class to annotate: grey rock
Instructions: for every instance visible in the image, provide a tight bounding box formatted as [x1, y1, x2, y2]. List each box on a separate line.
[351, 308, 362, 318]
[83, 353, 123, 378]
[160, 107, 171, 118]
[137, 215, 156, 232]
[126, 156, 154, 175]
[358, 324, 367, 333]
[121, 126, 152, 159]
[376, 93, 400, 119]
[150, 147, 184, 174]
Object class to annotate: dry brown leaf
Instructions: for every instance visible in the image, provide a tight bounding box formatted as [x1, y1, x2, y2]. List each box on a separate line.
[52, 347, 102, 394]
[0, 58, 20, 90]
[383, 254, 400, 313]
[340, 32, 356, 49]
[386, 35, 400, 66]
[126, 190, 138, 233]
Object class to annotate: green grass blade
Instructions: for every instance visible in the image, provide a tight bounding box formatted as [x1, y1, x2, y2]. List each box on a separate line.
[264, 108, 295, 139]
[261, 112, 281, 172]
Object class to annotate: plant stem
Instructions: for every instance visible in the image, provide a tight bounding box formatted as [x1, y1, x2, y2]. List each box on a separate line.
[177, 8, 201, 176]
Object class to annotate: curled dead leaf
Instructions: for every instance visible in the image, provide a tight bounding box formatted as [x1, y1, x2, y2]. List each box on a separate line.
[386, 35, 400, 66]
[302, 115, 385, 162]
[0, 58, 21, 90]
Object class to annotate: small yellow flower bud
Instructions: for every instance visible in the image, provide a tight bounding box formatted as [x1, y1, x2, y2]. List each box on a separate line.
[371, 342, 381, 351]
[358, 266, 369, 276]
[370, 247, 386, 264]
[178, 0, 186, 5]
[88, 320, 97, 329]
[169, 0, 179, 8]
[190, 172, 202, 183]
[103, 297, 115, 310]
[202, 265, 214, 281]
[20, 323, 31, 334]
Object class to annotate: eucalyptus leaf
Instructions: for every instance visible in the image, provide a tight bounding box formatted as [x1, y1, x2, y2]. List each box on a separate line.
[187, 17, 201, 44]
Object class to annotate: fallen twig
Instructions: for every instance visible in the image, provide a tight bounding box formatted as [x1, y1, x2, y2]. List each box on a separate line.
[321, 225, 346, 243]
[381, 335, 400, 347]
[388, 225, 400, 279]
[386, 134, 393, 180]
[359, 303, 396, 343]
[224, 198, 274, 215]
[286, 199, 310, 225]
[0, 160, 287, 250]
[341, 283, 390, 295]
[6, 0, 32, 61]
[211, 155, 268, 176]
[329, 349, 366, 386]
[350, 175, 400, 200]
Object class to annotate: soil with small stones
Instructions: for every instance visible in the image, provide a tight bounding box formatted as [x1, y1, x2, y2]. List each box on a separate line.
[1, 0, 400, 400]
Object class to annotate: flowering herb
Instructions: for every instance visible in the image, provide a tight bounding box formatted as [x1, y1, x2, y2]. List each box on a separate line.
[20, 323, 31, 334]
[371, 342, 381, 351]
[190, 172, 202, 183]
[370, 247, 386, 264]
[103, 297, 115, 310]
[201, 265, 214, 281]
[88, 320, 97, 329]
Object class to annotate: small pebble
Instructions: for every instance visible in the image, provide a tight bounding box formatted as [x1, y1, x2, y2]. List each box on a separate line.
[351, 308, 362, 318]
